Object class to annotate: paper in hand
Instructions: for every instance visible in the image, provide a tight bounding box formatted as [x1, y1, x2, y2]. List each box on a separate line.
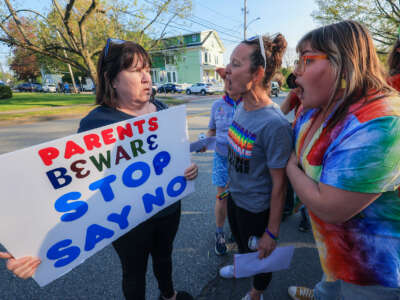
[234, 246, 295, 278]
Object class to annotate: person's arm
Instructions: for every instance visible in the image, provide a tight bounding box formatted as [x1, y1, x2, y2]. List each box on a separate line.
[0, 252, 41, 279]
[206, 128, 216, 137]
[257, 168, 286, 259]
[286, 153, 380, 224]
[280, 89, 300, 115]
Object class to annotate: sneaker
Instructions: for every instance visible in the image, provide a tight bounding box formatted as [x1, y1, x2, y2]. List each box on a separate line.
[298, 218, 310, 232]
[219, 264, 234, 278]
[159, 290, 193, 300]
[288, 286, 315, 300]
[215, 232, 227, 255]
[241, 292, 264, 300]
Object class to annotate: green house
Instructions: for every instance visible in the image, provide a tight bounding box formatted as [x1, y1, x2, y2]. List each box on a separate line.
[150, 30, 225, 85]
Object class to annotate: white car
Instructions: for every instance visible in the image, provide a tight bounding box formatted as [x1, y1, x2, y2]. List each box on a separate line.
[186, 83, 218, 95]
[43, 84, 57, 93]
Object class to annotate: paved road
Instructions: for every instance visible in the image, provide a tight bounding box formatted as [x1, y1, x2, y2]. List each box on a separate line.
[0, 94, 321, 300]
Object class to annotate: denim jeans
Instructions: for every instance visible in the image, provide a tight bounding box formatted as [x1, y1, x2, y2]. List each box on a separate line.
[314, 275, 340, 300]
[314, 275, 400, 300]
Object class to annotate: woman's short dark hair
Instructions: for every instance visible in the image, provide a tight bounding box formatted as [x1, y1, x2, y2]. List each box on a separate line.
[96, 41, 151, 108]
[242, 34, 287, 91]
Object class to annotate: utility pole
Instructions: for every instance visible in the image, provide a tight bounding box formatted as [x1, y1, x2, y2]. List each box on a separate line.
[243, 0, 247, 40]
[56, 32, 78, 93]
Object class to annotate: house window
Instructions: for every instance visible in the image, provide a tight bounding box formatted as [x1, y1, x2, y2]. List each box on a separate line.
[167, 72, 172, 82]
[204, 52, 208, 63]
[173, 72, 176, 82]
[215, 55, 218, 65]
[192, 34, 196, 42]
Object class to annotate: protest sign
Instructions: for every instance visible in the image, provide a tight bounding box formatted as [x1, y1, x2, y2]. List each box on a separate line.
[0, 105, 194, 287]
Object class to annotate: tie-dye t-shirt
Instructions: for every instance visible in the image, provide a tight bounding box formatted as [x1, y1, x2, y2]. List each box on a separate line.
[293, 94, 400, 287]
[227, 103, 292, 213]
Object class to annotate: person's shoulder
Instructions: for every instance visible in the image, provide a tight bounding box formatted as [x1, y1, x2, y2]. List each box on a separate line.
[211, 97, 225, 108]
[78, 105, 119, 133]
[151, 99, 168, 111]
[349, 94, 400, 124]
[264, 104, 291, 126]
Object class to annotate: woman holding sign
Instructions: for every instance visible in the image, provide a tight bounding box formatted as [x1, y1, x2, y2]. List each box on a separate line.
[218, 34, 292, 300]
[0, 39, 197, 300]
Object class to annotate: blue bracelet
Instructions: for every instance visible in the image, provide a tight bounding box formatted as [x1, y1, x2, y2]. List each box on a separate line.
[265, 228, 279, 241]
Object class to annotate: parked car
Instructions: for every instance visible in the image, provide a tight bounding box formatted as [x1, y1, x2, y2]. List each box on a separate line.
[186, 82, 218, 95]
[32, 83, 43, 92]
[157, 83, 183, 93]
[42, 84, 57, 93]
[16, 83, 34, 92]
[270, 81, 280, 97]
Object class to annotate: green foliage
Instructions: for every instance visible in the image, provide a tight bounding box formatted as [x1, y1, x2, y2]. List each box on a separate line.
[1, 0, 193, 84]
[312, 0, 399, 52]
[0, 85, 12, 99]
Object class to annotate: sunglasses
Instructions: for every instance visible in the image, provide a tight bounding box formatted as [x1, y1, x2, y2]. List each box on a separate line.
[246, 35, 267, 70]
[104, 38, 126, 57]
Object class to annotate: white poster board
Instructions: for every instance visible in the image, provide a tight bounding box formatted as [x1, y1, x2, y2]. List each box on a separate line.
[0, 105, 194, 287]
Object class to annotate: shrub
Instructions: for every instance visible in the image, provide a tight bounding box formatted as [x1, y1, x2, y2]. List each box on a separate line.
[0, 85, 12, 99]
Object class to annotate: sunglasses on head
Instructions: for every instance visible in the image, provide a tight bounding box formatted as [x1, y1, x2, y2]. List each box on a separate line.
[246, 35, 266, 70]
[104, 38, 126, 57]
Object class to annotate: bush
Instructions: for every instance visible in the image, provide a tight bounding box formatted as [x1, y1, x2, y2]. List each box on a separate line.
[0, 85, 12, 99]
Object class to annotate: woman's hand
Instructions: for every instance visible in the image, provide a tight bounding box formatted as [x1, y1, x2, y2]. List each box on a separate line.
[257, 233, 277, 259]
[287, 152, 299, 169]
[0, 252, 41, 279]
[184, 163, 198, 181]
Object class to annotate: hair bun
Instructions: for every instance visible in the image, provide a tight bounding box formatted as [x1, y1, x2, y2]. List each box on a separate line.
[272, 34, 287, 54]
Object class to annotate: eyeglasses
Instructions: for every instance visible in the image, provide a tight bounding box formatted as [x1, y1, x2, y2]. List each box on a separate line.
[294, 54, 328, 74]
[246, 35, 267, 70]
[104, 38, 126, 57]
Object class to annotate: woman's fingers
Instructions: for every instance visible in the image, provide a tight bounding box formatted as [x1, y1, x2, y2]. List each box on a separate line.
[184, 163, 198, 180]
[14, 259, 41, 279]
[0, 252, 13, 259]
[6, 256, 41, 279]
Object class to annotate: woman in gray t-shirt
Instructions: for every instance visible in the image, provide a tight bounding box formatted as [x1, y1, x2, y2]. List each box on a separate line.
[219, 34, 293, 300]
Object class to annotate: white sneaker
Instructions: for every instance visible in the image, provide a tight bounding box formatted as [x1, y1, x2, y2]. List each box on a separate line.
[241, 293, 264, 300]
[219, 264, 234, 278]
[288, 286, 315, 300]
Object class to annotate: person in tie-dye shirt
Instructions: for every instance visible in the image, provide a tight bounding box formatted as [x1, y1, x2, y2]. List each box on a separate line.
[286, 21, 400, 300]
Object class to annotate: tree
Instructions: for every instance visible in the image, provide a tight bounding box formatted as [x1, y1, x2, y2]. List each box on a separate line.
[312, 0, 400, 52]
[283, 47, 297, 69]
[10, 48, 40, 81]
[0, 0, 192, 84]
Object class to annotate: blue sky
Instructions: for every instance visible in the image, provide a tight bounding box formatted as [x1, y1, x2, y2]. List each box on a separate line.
[0, 0, 320, 71]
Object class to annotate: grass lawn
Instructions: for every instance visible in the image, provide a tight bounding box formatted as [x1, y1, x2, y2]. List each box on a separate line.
[0, 92, 186, 124]
[0, 93, 95, 111]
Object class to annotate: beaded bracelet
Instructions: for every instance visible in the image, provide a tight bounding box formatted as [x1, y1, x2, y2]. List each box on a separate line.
[265, 228, 279, 241]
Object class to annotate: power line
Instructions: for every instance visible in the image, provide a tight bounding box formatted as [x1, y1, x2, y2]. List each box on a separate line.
[193, 0, 242, 26]
[189, 15, 242, 40]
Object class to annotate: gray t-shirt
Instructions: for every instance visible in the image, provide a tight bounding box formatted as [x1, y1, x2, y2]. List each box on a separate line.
[208, 97, 236, 157]
[227, 103, 293, 213]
